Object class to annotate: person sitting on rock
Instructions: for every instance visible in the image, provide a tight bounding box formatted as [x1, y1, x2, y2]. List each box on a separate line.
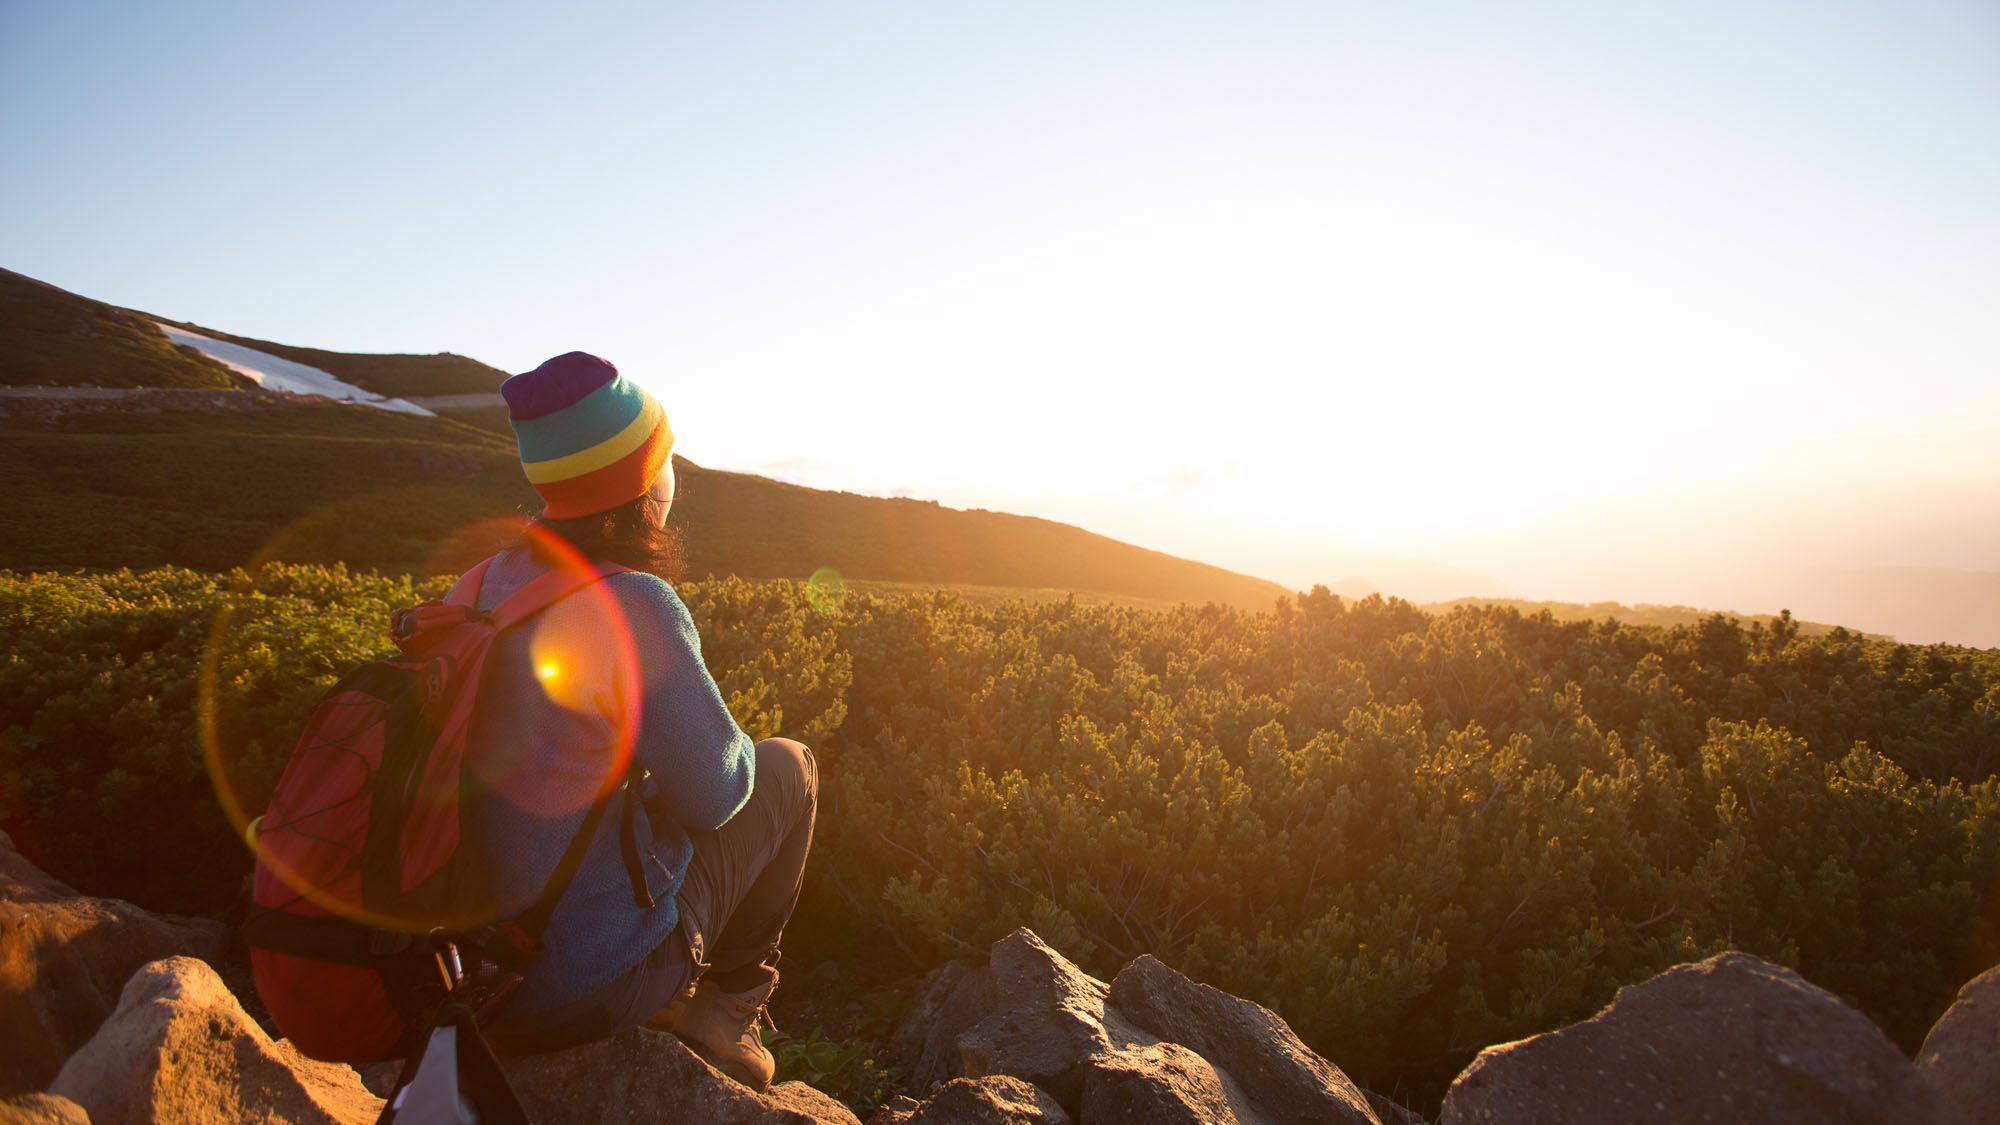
[459, 351, 816, 1089]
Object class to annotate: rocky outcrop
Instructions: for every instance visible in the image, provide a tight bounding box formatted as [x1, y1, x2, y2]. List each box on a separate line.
[1918, 963, 2000, 1125]
[1109, 954, 1379, 1124]
[1440, 951, 1966, 1125]
[13, 851, 1982, 1125]
[956, 930, 1149, 1110]
[893, 962, 998, 1093]
[767, 1082, 867, 1124]
[47, 956, 382, 1125]
[1078, 1041, 1245, 1123]
[0, 831, 229, 1096]
[902, 929, 1381, 1125]
[0, 1094, 90, 1125]
[900, 1076, 1070, 1124]
[503, 1025, 860, 1124]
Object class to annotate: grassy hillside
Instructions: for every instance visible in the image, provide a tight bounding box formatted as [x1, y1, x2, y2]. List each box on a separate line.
[1, 267, 507, 396]
[0, 399, 532, 574]
[150, 316, 509, 398]
[0, 395, 1289, 610]
[673, 461, 1289, 611]
[0, 269, 246, 389]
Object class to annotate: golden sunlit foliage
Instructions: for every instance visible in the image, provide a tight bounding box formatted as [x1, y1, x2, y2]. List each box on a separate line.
[2, 568, 1994, 1110]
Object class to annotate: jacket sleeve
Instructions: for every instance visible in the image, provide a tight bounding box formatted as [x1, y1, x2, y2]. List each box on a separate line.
[610, 573, 756, 831]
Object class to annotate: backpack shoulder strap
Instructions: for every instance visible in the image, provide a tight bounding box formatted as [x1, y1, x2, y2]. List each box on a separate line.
[481, 556, 650, 930]
[486, 560, 632, 632]
[446, 556, 497, 609]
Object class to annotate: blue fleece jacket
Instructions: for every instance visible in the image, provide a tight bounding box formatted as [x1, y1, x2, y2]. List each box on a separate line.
[453, 547, 755, 1015]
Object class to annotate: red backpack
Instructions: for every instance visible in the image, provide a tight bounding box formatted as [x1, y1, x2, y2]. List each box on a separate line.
[244, 553, 650, 1067]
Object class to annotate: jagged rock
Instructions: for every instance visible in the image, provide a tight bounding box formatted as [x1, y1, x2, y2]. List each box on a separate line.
[767, 1082, 865, 1124]
[904, 1077, 1070, 1124]
[47, 955, 381, 1125]
[1918, 963, 2000, 1124]
[956, 929, 1148, 1110]
[892, 962, 997, 1093]
[954, 930, 1386, 1123]
[1108, 953, 1380, 1125]
[1440, 951, 1966, 1125]
[1079, 1041, 1251, 1123]
[0, 831, 229, 1096]
[0, 1093, 90, 1125]
[503, 1025, 859, 1124]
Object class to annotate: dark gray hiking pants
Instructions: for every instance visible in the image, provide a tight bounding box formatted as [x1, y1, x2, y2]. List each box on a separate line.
[489, 737, 818, 1053]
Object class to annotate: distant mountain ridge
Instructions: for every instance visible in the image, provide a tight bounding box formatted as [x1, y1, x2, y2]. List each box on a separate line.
[673, 462, 1288, 610]
[0, 268, 242, 389]
[7, 266, 1988, 642]
[1421, 596, 1894, 641]
[0, 392, 1288, 609]
[0, 268, 507, 397]
[1684, 564, 2000, 650]
[0, 267, 1288, 608]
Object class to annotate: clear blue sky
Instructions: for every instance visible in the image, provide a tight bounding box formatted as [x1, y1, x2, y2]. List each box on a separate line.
[4, 1, 1997, 624]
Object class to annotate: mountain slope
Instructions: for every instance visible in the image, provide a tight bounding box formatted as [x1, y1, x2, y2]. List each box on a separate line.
[0, 269, 1288, 607]
[0, 269, 244, 389]
[0, 393, 1289, 610]
[674, 462, 1289, 610]
[0, 397, 526, 575]
[150, 316, 507, 398]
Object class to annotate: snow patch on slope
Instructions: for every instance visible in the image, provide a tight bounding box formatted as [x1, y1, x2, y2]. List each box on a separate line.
[156, 323, 434, 416]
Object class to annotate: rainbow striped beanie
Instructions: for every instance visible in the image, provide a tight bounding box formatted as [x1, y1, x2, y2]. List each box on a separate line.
[501, 352, 674, 519]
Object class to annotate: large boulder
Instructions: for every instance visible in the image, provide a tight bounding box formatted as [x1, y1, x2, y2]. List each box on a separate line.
[1078, 1041, 1249, 1124]
[1917, 963, 2000, 1124]
[767, 1082, 866, 1124]
[502, 1025, 859, 1124]
[0, 831, 229, 1095]
[0, 1094, 89, 1125]
[47, 956, 381, 1125]
[890, 962, 997, 1094]
[904, 1077, 1070, 1124]
[1440, 951, 1966, 1125]
[955, 929, 1149, 1109]
[1108, 954, 1380, 1125]
[954, 930, 1380, 1124]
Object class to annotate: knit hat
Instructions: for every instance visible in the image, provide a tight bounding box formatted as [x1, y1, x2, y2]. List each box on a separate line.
[501, 352, 674, 519]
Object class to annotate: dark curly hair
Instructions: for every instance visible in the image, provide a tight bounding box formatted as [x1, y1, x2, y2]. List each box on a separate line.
[526, 492, 685, 579]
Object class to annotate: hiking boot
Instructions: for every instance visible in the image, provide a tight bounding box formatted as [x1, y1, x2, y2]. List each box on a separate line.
[659, 976, 777, 1090]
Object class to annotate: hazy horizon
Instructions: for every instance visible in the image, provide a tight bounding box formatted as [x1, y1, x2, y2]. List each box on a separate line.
[4, 2, 1994, 644]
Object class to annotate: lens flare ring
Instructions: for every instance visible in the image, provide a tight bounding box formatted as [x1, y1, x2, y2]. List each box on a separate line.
[202, 510, 645, 930]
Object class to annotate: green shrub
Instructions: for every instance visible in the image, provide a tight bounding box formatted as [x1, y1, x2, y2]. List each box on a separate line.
[763, 1025, 903, 1114]
[3, 567, 1995, 1114]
